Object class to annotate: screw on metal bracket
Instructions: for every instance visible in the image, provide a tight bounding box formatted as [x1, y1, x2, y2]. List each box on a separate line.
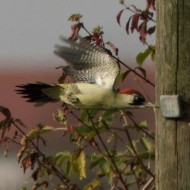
[160, 95, 182, 118]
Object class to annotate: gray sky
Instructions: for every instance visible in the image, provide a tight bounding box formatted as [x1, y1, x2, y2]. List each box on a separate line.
[0, 0, 153, 69]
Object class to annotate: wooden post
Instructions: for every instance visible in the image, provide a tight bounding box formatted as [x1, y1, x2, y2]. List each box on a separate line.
[156, 0, 190, 189]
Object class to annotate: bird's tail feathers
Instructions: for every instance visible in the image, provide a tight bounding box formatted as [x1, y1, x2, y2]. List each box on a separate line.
[16, 82, 58, 106]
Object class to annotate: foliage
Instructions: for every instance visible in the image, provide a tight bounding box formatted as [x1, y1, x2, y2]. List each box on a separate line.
[0, 105, 155, 190]
[136, 45, 155, 66]
[0, 0, 156, 189]
[117, 0, 156, 64]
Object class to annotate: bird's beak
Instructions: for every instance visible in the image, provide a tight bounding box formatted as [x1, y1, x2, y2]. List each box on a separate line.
[145, 102, 159, 108]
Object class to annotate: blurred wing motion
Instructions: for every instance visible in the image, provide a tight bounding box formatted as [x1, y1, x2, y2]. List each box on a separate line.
[16, 37, 154, 109]
[54, 37, 120, 89]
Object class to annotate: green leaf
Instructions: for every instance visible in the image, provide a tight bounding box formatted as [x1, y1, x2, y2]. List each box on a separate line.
[107, 134, 117, 143]
[136, 45, 155, 66]
[101, 110, 117, 122]
[138, 120, 148, 129]
[127, 140, 138, 155]
[80, 110, 98, 121]
[28, 128, 39, 139]
[132, 140, 138, 152]
[71, 149, 86, 179]
[90, 153, 110, 177]
[138, 152, 155, 160]
[53, 151, 71, 167]
[53, 109, 67, 125]
[66, 160, 71, 176]
[86, 125, 107, 140]
[28, 125, 54, 139]
[140, 137, 154, 153]
[113, 70, 131, 88]
[84, 179, 102, 190]
[69, 124, 94, 146]
[51, 152, 72, 175]
[80, 110, 89, 121]
[98, 161, 110, 177]
[90, 154, 106, 169]
[40, 125, 54, 133]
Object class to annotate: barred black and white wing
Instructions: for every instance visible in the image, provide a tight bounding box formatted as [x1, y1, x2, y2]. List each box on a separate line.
[54, 37, 120, 89]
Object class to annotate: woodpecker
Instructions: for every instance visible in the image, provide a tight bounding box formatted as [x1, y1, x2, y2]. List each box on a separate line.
[16, 37, 154, 110]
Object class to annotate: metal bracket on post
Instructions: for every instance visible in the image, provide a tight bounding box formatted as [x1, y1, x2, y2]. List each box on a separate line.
[160, 95, 182, 119]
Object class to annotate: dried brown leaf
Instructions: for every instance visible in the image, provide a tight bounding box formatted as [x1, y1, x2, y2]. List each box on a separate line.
[21, 155, 33, 173]
[17, 146, 27, 163]
[21, 152, 39, 173]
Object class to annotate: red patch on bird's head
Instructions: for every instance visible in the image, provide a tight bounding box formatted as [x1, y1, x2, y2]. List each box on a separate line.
[119, 88, 143, 96]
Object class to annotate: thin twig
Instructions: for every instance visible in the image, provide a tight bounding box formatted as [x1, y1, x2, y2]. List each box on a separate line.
[142, 177, 155, 190]
[86, 111, 129, 190]
[120, 111, 155, 178]
[12, 119, 80, 189]
[124, 111, 155, 140]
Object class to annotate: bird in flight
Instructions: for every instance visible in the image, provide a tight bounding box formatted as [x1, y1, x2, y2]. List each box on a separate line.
[16, 37, 154, 110]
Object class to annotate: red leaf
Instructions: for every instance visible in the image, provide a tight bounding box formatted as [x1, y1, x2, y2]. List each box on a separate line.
[91, 33, 103, 46]
[125, 15, 133, 34]
[116, 9, 124, 26]
[131, 13, 140, 33]
[140, 10, 153, 21]
[146, 0, 156, 10]
[68, 23, 82, 41]
[150, 2, 156, 10]
[138, 21, 147, 44]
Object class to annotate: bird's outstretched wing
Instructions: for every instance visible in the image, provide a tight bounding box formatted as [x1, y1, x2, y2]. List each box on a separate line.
[54, 37, 120, 89]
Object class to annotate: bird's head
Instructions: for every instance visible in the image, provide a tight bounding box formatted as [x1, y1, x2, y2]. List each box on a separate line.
[119, 88, 157, 108]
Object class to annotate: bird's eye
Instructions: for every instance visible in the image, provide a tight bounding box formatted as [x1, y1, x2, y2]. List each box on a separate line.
[133, 95, 145, 105]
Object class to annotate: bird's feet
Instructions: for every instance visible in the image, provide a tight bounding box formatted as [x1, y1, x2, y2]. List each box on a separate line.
[66, 93, 80, 104]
